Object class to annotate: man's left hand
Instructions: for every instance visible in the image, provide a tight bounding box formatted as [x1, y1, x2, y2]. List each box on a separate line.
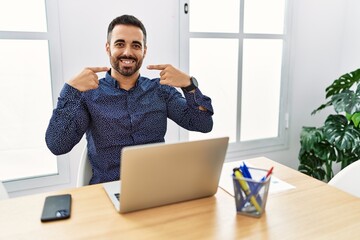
[147, 64, 191, 88]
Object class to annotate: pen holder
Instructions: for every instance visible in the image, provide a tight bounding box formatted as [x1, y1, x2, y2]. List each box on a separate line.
[232, 167, 271, 218]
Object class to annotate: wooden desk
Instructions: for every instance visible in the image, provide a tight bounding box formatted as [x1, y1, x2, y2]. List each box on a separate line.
[1, 157, 360, 239]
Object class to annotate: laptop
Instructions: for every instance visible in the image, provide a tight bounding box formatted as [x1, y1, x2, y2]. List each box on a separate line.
[103, 136, 229, 213]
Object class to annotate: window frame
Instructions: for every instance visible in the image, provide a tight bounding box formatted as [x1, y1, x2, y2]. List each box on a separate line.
[179, 0, 292, 160]
[1, 0, 70, 193]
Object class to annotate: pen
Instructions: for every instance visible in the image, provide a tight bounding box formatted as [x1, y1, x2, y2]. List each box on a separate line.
[265, 166, 274, 178]
[233, 168, 262, 212]
[240, 163, 252, 179]
[261, 166, 274, 182]
[240, 166, 274, 209]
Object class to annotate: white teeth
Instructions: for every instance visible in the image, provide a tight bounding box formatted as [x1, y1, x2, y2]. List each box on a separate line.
[121, 60, 134, 64]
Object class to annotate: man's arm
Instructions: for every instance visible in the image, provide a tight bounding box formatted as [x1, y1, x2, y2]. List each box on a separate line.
[166, 87, 214, 133]
[45, 67, 109, 155]
[45, 84, 89, 155]
[147, 64, 209, 112]
[147, 64, 213, 132]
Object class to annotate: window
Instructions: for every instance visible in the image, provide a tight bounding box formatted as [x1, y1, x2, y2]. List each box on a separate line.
[180, 0, 290, 159]
[0, 0, 69, 192]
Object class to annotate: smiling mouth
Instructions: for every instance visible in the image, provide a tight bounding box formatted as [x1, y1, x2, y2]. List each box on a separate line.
[120, 59, 136, 65]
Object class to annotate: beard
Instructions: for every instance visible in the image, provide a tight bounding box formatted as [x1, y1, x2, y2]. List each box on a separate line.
[109, 52, 143, 77]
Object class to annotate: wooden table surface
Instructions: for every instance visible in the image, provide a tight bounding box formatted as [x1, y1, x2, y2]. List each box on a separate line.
[1, 157, 360, 240]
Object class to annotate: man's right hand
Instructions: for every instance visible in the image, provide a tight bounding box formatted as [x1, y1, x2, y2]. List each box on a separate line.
[67, 67, 109, 92]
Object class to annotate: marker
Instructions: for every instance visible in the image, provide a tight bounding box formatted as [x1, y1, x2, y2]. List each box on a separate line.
[240, 163, 262, 205]
[233, 168, 262, 212]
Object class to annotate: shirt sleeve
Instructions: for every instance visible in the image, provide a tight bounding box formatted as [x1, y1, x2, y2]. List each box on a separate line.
[183, 88, 214, 114]
[165, 86, 214, 133]
[45, 84, 90, 155]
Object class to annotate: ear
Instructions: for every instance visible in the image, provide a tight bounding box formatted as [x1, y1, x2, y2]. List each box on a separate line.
[105, 42, 110, 56]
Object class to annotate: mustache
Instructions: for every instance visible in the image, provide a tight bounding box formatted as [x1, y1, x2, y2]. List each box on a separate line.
[117, 55, 137, 61]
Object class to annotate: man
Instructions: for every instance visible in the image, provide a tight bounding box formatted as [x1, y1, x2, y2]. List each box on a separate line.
[46, 15, 213, 184]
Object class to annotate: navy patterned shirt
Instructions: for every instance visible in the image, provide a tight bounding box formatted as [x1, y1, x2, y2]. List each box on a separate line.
[46, 71, 213, 184]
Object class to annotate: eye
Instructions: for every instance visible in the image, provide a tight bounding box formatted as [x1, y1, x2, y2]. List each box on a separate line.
[115, 42, 125, 48]
[133, 44, 142, 50]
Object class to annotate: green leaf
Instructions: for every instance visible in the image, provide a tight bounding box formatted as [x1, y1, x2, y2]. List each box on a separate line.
[331, 90, 360, 114]
[312, 141, 337, 161]
[312, 69, 360, 114]
[345, 112, 353, 121]
[300, 127, 324, 151]
[311, 101, 332, 115]
[323, 115, 360, 150]
[298, 149, 327, 181]
[325, 68, 360, 99]
[351, 113, 360, 127]
[338, 149, 359, 169]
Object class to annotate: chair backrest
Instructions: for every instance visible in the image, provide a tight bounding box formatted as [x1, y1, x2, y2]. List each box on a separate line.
[76, 146, 92, 187]
[328, 160, 360, 197]
[0, 181, 9, 200]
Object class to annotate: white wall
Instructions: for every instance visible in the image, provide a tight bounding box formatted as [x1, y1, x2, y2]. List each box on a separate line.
[11, 0, 360, 196]
[340, 0, 360, 72]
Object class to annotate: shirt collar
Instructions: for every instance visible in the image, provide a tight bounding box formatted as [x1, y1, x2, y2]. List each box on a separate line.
[105, 70, 143, 90]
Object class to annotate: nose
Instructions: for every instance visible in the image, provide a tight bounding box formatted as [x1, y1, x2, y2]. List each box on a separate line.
[122, 45, 133, 56]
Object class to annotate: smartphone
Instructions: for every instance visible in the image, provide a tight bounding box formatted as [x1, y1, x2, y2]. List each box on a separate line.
[41, 194, 72, 222]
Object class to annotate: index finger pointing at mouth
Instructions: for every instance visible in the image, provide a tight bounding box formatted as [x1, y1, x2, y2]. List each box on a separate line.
[147, 64, 168, 71]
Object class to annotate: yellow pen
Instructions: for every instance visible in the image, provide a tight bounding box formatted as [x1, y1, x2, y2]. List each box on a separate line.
[233, 169, 262, 212]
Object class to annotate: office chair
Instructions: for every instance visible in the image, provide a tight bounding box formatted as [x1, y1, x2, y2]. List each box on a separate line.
[0, 181, 9, 200]
[328, 160, 360, 198]
[76, 146, 92, 187]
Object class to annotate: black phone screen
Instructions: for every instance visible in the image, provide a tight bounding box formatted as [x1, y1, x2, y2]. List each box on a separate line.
[41, 194, 72, 222]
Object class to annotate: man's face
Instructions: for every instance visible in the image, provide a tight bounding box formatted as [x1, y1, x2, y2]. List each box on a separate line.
[106, 24, 147, 77]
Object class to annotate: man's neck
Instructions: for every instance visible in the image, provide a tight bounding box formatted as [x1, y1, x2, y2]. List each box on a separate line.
[111, 69, 140, 90]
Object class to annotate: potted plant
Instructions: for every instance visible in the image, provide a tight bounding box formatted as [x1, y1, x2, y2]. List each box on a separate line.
[298, 68, 360, 182]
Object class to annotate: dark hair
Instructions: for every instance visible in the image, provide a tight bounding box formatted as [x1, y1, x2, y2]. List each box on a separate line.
[107, 15, 147, 46]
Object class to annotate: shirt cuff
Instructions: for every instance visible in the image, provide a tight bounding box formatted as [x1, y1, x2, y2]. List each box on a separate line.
[183, 88, 214, 114]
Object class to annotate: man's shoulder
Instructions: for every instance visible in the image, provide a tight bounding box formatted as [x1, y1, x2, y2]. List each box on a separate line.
[139, 76, 176, 90]
[138, 76, 161, 89]
[139, 76, 160, 84]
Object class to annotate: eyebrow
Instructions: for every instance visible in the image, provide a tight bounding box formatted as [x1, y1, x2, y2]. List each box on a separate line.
[132, 41, 143, 47]
[113, 39, 143, 47]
